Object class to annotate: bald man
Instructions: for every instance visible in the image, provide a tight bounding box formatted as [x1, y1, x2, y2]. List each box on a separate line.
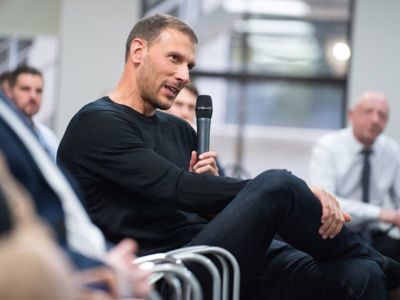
[309, 91, 400, 260]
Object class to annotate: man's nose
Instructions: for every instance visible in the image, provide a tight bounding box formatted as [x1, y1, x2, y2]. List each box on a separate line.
[29, 90, 37, 98]
[182, 108, 190, 119]
[175, 66, 189, 85]
[29, 90, 40, 101]
[370, 111, 380, 122]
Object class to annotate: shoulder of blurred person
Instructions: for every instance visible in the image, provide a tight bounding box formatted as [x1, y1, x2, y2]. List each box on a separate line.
[0, 153, 77, 300]
[0, 91, 105, 266]
[1, 91, 153, 299]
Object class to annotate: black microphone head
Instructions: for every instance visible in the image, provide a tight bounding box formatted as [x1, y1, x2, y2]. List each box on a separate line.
[196, 95, 213, 119]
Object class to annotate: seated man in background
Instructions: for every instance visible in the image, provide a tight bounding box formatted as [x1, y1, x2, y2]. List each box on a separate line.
[0, 88, 152, 299]
[310, 91, 400, 261]
[7, 65, 59, 160]
[165, 82, 225, 176]
[0, 70, 12, 96]
[58, 13, 400, 300]
[165, 81, 198, 126]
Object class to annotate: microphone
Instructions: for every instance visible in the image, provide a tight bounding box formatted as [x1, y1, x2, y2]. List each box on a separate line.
[195, 95, 213, 155]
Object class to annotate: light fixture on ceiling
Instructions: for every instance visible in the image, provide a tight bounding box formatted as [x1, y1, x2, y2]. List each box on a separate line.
[332, 41, 351, 62]
[235, 19, 315, 35]
[223, 0, 311, 17]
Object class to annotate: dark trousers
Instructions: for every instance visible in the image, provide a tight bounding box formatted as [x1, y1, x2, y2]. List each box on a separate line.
[359, 228, 400, 262]
[188, 170, 388, 300]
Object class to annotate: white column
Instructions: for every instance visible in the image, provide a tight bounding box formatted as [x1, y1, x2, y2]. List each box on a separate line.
[56, 0, 141, 135]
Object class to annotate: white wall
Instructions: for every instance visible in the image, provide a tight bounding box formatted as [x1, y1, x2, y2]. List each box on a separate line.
[56, 0, 141, 135]
[349, 0, 400, 143]
[0, 0, 59, 35]
[212, 125, 329, 181]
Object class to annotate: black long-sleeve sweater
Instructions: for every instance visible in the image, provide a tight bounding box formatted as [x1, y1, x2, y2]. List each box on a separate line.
[58, 97, 247, 255]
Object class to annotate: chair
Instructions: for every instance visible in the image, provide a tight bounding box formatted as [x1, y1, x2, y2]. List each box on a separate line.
[134, 246, 240, 300]
[135, 252, 202, 300]
[168, 246, 240, 300]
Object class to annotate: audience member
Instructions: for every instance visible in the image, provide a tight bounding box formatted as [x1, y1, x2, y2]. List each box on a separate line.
[309, 91, 400, 261]
[0, 70, 12, 97]
[58, 14, 400, 299]
[0, 87, 152, 299]
[7, 65, 59, 160]
[165, 82, 198, 126]
[165, 82, 225, 176]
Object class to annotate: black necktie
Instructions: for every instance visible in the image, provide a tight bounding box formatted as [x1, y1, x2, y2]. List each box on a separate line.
[361, 149, 372, 203]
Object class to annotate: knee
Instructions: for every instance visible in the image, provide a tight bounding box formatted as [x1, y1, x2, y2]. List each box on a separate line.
[354, 260, 385, 284]
[343, 260, 386, 298]
[245, 169, 310, 215]
[253, 169, 301, 194]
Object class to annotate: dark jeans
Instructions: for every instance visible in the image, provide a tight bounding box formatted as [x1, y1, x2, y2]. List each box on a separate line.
[188, 169, 388, 300]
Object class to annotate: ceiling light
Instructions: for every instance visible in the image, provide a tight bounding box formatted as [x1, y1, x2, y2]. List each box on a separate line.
[235, 19, 315, 35]
[332, 42, 351, 61]
[224, 0, 310, 17]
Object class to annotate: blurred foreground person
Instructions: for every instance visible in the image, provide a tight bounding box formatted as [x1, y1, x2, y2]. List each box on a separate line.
[0, 84, 153, 299]
[0, 153, 76, 300]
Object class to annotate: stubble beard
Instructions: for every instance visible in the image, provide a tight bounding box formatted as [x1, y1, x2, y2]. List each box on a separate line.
[137, 62, 174, 111]
[19, 103, 39, 118]
[141, 84, 173, 111]
[139, 76, 174, 111]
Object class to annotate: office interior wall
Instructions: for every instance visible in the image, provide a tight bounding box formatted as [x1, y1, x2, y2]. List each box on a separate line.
[56, 0, 141, 136]
[0, 0, 59, 35]
[211, 125, 329, 180]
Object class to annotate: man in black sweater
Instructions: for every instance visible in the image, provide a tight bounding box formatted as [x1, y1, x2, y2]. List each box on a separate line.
[58, 13, 400, 299]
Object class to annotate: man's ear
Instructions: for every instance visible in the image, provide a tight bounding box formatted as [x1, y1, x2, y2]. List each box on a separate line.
[347, 109, 353, 123]
[128, 38, 146, 63]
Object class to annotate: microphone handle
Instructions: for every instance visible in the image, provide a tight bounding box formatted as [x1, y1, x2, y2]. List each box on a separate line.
[197, 118, 211, 155]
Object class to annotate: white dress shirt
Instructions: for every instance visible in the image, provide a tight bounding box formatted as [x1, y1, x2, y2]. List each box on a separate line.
[309, 127, 400, 229]
[34, 120, 59, 161]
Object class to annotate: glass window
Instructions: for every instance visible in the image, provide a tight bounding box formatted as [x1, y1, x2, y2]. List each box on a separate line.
[142, 0, 166, 12]
[231, 19, 349, 78]
[0, 36, 33, 71]
[226, 80, 344, 129]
